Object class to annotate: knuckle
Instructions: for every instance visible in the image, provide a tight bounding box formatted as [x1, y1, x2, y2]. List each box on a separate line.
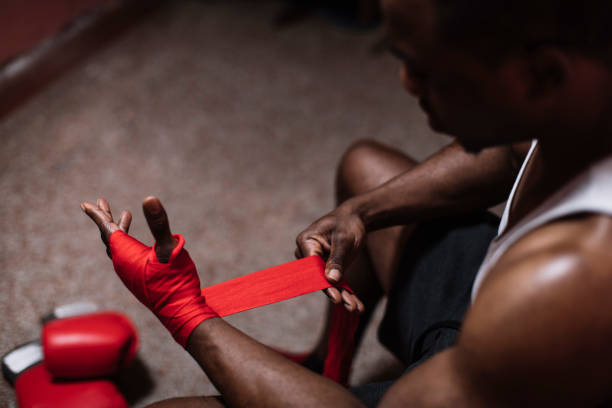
[328, 260, 343, 270]
[334, 229, 353, 243]
[296, 229, 315, 244]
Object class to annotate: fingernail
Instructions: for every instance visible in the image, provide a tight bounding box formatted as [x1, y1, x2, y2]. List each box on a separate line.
[328, 269, 341, 282]
[80, 203, 86, 212]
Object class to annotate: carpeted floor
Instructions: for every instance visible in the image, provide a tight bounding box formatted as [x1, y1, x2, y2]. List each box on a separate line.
[0, 1, 451, 405]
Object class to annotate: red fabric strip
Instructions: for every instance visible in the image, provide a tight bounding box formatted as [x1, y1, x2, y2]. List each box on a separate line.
[110, 232, 218, 347]
[201, 256, 347, 315]
[325, 303, 357, 384]
[200, 256, 359, 386]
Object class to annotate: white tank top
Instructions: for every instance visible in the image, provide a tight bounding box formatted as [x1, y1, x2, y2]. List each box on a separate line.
[471, 140, 612, 300]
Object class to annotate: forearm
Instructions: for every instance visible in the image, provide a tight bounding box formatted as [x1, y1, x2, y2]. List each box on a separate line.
[187, 319, 364, 408]
[349, 141, 525, 231]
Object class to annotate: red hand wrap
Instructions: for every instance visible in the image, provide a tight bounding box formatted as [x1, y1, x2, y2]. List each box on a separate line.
[201, 255, 353, 314]
[109, 230, 358, 385]
[109, 231, 218, 347]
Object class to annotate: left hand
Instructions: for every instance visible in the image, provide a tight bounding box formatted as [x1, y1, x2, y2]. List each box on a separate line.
[81, 196, 214, 347]
[81, 196, 178, 262]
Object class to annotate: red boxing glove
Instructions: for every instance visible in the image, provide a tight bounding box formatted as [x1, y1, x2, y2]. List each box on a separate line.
[108, 231, 217, 347]
[42, 312, 138, 379]
[3, 341, 127, 408]
[16, 364, 128, 408]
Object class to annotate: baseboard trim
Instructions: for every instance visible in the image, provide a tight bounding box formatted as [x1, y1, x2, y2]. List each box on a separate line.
[0, 0, 163, 120]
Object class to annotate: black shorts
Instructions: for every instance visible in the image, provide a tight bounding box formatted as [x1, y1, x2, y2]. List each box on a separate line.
[351, 212, 499, 407]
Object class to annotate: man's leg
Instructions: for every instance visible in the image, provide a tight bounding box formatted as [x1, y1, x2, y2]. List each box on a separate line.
[310, 139, 419, 364]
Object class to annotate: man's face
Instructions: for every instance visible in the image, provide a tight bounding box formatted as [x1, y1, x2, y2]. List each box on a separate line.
[383, 0, 532, 151]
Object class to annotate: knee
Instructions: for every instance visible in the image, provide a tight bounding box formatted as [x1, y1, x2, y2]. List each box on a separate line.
[336, 139, 386, 199]
[340, 139, 384, 173]
[337, 139, 418, 201]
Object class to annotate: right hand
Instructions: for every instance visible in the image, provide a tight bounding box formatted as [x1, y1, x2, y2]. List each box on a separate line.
[296, 204, 365, 312]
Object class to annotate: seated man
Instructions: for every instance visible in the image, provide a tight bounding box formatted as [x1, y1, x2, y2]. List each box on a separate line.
[82, 0, 612, 406]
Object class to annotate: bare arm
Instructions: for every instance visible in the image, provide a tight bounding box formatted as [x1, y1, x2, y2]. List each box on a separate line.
[352, 141, 527, 230]
[187, 319, 364, 407]
[296, 141, 530, 294]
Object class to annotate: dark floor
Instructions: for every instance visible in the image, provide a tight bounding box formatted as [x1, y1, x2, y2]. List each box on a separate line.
[0, 1, 451, 405]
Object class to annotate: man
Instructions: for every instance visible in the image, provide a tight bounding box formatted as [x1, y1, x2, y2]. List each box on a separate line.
[83, 0, 612, 406]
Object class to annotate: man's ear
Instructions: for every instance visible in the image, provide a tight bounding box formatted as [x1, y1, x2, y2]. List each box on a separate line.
[526, 47, 570, 99]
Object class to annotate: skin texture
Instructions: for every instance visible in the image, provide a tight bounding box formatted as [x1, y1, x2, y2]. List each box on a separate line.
[82, 0, 612, 406]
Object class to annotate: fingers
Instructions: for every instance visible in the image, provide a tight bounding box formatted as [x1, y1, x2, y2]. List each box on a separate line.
[324, 288, 364, 313]
[98, 198, 112, 218]
[118, 210, 132, 234]
[81, 201, 117, 241]
[324, 287, 342, 304]
[354, 296, 365, 313]
[295, 217, 334, 260]
[326, 233, 350, 284]
[81, 198, 123, 260]
[142, 196, 174, 243]
[341, 291, 364, 313]
[81, 201, 109, 223]
[341, 290, 357, 312]
[142, 196, 178, 262]
[295, 235, 328, 259]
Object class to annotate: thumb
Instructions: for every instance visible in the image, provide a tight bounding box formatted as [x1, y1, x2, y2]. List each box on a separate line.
[142, 196, 178, 261]
[326, 234, 349, 284]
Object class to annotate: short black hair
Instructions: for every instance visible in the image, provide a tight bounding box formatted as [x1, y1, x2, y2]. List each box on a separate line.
[435, 0, 612, 53]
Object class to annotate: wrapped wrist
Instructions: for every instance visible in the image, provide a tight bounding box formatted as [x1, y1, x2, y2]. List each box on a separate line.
[109, 231, 218, 347]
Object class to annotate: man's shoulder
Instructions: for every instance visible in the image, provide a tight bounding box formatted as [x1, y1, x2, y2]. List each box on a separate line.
[497, 212, 612, 277]
[476, 213, 612, 310]
[495, 213, 612, 272]
[458, 213, 612, 406]
[478, 212, 612, 318]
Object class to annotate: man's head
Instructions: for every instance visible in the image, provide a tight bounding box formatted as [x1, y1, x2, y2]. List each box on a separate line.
[383, 0, 612, 152]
